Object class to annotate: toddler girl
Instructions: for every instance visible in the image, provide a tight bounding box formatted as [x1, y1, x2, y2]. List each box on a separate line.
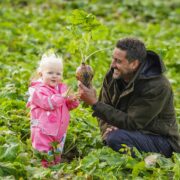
[27, 53, 79, 167]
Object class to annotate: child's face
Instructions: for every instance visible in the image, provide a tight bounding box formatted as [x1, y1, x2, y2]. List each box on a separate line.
[40, 64, 62, 87]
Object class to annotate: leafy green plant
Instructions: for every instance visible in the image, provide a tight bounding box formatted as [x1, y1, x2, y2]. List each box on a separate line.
[0, 0, 179, 179]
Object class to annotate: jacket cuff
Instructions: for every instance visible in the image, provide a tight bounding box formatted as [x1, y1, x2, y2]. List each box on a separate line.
[92, 101, 104, 117]
[92, 101, 99, 111]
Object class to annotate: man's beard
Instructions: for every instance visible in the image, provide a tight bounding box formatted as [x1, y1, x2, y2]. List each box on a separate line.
[112, 68, 134, 82]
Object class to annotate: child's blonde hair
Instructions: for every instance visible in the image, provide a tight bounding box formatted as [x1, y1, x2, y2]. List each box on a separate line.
[38, 53, 63, 73]
[31, 53, 63, 82]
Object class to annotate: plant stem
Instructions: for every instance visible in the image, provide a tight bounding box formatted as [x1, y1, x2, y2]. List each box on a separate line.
[84, 47, 111, 62]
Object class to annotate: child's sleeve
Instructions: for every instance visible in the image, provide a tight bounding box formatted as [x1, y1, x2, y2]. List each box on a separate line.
[30, 88, 65, 110]
[59, 83, 79, 110]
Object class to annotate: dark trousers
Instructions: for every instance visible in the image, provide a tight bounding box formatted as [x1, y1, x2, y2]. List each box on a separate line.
[105, 129, 173, 157]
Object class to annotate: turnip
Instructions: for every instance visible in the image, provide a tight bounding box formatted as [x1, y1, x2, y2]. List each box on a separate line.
[76, 62, 93, 88]
[76, 48, 108, 88]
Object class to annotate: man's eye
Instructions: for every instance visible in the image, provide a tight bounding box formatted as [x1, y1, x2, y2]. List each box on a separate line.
[57, 73, 61, 76]
[117, 60, 121, 64]
[115, 58, 121, 64]
[112, 57, 121, 63]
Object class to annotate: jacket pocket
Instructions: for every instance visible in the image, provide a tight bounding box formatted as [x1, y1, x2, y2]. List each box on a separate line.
[47, 112, 57, 122]
[40, 111, 59, 136]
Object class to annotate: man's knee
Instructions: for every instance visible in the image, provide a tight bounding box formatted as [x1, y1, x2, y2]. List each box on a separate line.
[105, 130, 129, 151]
[106, 130, 117, 147]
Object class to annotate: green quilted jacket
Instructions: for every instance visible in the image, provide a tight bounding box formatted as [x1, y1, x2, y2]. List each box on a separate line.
[92, 50, 180, 152]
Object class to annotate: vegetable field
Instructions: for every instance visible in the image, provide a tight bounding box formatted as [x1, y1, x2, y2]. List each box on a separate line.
[0, 0, 180, 179]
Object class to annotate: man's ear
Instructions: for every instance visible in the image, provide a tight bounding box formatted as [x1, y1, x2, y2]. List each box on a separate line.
[131, 60, 140, 71]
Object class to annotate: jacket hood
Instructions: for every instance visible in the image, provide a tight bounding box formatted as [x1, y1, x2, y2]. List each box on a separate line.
[29, 80, 67, 94]
[139, 50, 166, 78]
[29, 80, 56, 92]
[30, 80, 42, 87]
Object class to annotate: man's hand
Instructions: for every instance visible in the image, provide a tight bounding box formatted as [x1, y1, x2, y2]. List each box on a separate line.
[102, 126, 118, 140]
[78, 81, 97, 105]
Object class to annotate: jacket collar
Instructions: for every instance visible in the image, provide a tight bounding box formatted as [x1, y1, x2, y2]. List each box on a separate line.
[139, 50, 166, 79]
[123, 50, 166, 91]
[30, 81, 59, 94]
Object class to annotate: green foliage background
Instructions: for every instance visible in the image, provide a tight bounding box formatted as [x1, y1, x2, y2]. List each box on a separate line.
[0, 0, 180, 179]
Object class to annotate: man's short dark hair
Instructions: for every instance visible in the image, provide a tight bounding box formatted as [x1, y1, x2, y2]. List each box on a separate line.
[116, 38, 147, 63]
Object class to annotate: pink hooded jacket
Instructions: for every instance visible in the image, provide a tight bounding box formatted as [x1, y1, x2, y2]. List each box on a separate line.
[27, 81, 79, 137]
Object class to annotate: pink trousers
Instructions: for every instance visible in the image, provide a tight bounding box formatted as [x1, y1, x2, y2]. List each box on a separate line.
[31, 127, 66, 167]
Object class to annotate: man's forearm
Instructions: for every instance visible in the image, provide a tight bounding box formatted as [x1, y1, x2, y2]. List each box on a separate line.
[92, 101, 128, 129]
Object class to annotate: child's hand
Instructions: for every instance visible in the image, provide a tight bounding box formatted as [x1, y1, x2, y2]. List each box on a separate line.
[66, 93, 80, 102]
[65, 92, 80, 110]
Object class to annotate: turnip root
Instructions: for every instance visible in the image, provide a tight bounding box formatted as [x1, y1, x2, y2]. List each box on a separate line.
[76, 62, 93, 88]
[76, 48, 109, 88]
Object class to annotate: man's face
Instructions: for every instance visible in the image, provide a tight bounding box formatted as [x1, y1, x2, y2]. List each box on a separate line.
[111, 48, 136, 80]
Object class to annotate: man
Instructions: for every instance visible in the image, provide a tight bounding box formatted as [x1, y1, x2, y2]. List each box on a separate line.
[78, 37, 180, 157]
